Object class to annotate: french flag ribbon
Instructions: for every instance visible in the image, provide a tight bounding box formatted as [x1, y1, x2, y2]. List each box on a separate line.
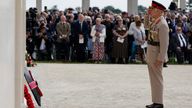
[29, 81, 37, 90]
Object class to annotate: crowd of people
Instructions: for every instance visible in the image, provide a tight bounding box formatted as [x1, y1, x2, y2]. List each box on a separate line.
[26, 6, 192, 64]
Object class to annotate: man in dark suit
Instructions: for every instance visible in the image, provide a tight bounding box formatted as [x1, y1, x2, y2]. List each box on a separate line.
[102, 14, 114, 63]
[165, 12, 174, 67]
[26, 31, 35, 59]
[172, 26, 189, 64]
[188, 34, 192, 64]
[170, 13, 177, 33]
[72, 14, 88, 62]
[186, 19, 192, 64]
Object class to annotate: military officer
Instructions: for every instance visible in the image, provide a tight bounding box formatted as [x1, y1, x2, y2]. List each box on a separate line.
[146, 1, 169, 108]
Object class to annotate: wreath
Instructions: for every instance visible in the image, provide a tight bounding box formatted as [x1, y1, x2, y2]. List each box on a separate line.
[24, 85, 35, 108]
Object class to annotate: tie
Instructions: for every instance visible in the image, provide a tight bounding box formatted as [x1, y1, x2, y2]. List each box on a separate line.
[179, 34, 186, 47]
[140, 29, 144, 40]
[173, 21, 175, 27]
[62, 23, 65, 28]
[80, 22, 83, 32]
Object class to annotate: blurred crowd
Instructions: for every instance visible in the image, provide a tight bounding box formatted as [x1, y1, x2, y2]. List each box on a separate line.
[26, 6, 192, 64]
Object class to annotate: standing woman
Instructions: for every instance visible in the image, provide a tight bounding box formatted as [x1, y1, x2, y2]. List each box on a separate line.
[85, 16, 93, 60]
[91, 18, 106, 63]
[133, 20, 146, 63]
[112, 16, 129, 63]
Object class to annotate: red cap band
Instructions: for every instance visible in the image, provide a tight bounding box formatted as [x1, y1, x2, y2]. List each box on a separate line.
[152, 3, 165, 10]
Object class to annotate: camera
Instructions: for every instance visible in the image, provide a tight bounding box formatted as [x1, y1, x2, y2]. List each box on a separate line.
[29, 8, 38, 19]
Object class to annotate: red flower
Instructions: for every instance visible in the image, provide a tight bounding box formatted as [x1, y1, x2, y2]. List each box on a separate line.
[24, 85, 35, 108]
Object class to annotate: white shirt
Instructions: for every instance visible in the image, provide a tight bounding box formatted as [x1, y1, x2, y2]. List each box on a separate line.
[128, 22, 145, 35]
[91, 25, 106, 43]
[79, 22, 83, 31]
[133, 27, 146, 45]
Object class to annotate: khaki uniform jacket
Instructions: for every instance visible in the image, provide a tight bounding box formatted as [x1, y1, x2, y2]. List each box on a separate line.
[146, 16, 169, 64]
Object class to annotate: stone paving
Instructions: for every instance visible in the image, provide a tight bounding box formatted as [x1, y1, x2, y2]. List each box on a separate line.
[29, 64, 192, 108]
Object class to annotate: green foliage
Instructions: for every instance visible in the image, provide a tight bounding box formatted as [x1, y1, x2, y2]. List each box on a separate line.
[48, 5, 59, 12]
[103, 5, 122, 14]
[138, 5, 147, 13]
[187, 0, 192, 10]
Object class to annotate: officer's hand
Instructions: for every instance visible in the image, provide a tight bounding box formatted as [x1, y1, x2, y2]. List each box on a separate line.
[154, 60, 163, 68]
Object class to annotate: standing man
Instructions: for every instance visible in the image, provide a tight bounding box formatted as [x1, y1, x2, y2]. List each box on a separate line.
[56, 15, 71, 61]
[102, 14, 114, 63]
[146, 1, 169, 108]
[73, 14, 88, 62]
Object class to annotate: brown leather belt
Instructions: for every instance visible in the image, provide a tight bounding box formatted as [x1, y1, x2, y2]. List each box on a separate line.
[148, 41, 160, 46]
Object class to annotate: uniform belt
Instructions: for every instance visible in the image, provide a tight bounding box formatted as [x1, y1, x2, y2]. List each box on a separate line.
[148, 41, 160, 46]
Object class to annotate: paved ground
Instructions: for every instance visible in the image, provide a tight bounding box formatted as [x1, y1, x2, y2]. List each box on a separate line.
[29, 64, 192, 108]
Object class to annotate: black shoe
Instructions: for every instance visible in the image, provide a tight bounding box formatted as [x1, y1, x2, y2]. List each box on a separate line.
[163, 63, 168, 68]
[146, 103, 164, 108]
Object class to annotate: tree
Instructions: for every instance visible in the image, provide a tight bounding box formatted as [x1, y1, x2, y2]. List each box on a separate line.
[103, 5, 122, 14]
[49, 5, 58, 12]
[114, 9, 122, 14]
[186, 0, 192, 10]
[52, 5, 58, 10]
[104, 6, 115, 12]
[138, 5, 147, 13]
